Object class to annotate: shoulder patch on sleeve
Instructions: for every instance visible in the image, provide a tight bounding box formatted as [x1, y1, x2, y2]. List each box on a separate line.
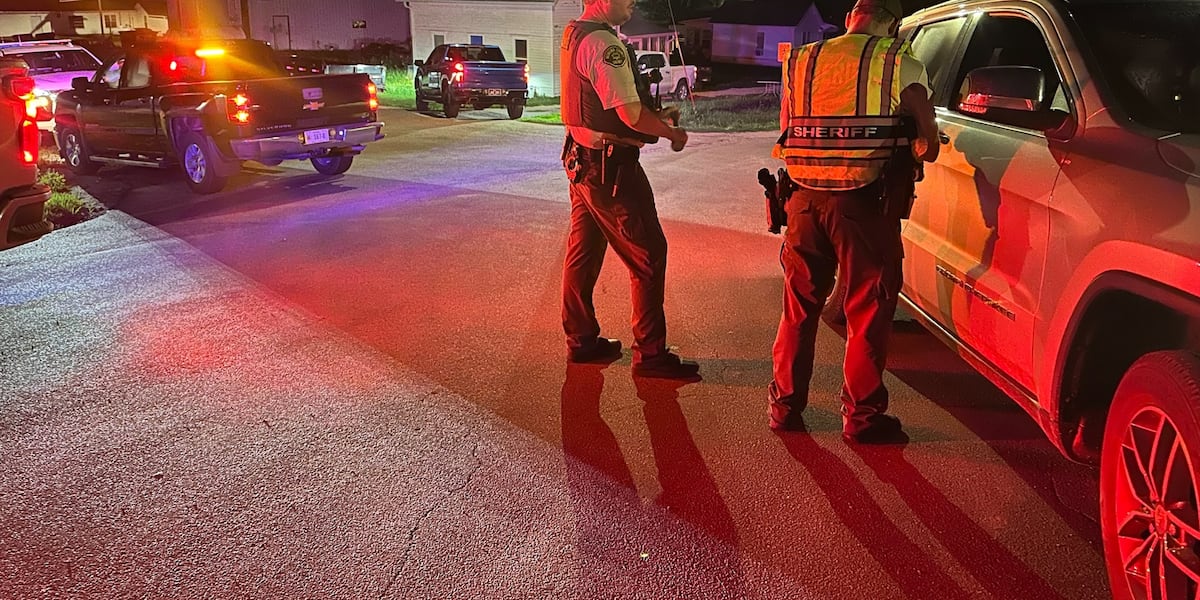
[602, 45, 627, 68]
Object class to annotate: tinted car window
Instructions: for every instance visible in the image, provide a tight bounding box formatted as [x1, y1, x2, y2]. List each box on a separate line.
[639, 53, 666, 70]
[907, 17, 968, 104]
[446, 46, 505, 62]
[1073, 2, 1200, 133]
[168, 41, 285, 82]
[952, 15, 1067, 120]
[16, 49, 100, 75]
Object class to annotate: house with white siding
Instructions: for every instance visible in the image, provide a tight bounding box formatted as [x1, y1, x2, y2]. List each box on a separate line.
[709, 0, 847, 67]
[246, 0, 410, 51]
[0, 0, 167, 39]
[404, 0, 582, 97]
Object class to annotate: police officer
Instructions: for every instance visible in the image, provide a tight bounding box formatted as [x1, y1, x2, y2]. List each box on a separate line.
[559, 0, 699, 379]
[768, 0, 939, 442]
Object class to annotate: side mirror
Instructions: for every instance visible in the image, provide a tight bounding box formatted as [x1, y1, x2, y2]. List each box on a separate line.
[957, 65, 1072, 132]
[413, 59, 424, 67]
[72, 76, 89, 91]
[647, 68, 663, 85]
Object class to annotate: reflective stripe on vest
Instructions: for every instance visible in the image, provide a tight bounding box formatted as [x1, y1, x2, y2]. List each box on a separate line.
[775, 35, 910, 190]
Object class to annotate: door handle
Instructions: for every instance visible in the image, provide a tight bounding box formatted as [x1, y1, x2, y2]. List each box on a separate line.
[938, 131, 950, 145]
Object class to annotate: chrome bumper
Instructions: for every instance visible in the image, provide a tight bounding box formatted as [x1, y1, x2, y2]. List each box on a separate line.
[228, 122, 385, 161]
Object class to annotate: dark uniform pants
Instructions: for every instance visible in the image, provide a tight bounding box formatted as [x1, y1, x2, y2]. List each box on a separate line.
[769, 179, 903, 435]
[562, 148, 669, 364]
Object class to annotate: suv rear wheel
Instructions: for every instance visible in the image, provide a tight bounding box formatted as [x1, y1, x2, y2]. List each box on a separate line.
[177, 131, 228, 194]
[1101, 350, 1200, 600]
[58, 126, 99, 175]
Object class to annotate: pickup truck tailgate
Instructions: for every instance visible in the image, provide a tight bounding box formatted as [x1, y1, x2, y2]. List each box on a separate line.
[461, 61, 527, 90]
[242, 73, 375, 133]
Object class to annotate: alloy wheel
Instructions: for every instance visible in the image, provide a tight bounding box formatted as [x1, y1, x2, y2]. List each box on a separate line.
[1114, 405, 1200, 599]
[184, 143, 207, 184]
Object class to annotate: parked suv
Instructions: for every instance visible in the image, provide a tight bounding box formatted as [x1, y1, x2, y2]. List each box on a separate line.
[897, 1, 1199, 597]
[0, 57, 52, 250]
[0, 39, 103, 134]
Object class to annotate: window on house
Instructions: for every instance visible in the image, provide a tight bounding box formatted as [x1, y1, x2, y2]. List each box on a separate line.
[755, 32, 766, 56]
[470, 35, 483, 44]
[433, 34, 445, 47]
[515, 39, 527, 62]
[103, 14, 118, 29]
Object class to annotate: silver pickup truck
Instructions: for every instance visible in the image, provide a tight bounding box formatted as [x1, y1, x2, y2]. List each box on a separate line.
[894, 0, 1199, 598]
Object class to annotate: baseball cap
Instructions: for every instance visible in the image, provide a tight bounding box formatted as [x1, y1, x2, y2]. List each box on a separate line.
[851, 0, 904, 21]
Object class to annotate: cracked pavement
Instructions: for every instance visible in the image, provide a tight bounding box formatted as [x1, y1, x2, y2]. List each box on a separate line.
[1, 108, 1107, 599]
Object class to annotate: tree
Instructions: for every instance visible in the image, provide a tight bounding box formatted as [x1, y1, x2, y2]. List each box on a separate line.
[636, 0, 726, 24]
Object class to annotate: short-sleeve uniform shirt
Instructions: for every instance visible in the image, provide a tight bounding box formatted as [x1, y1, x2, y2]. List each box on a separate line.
[567, 24, 643, 148]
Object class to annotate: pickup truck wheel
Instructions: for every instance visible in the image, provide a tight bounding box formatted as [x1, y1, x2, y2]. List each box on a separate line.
[674, 80, 691, 101]
[414, 80, 428, 111]
[442, 83, 460, 118]
[178, 131, 228, 194]
[507, 102, 524, 119]
[58, 126, 99, 175]
[311, 155, 353, 176]
[1101, 350, 1200, 600]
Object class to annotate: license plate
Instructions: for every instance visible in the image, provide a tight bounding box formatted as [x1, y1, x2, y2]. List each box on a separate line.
[303, 128, 330, 145]
[486, 89, 504, 96]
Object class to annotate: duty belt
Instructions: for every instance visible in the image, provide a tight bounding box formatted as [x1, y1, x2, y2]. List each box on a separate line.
[574, 142, 640, 164]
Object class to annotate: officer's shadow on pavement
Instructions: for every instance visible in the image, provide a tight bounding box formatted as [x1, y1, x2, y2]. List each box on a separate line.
[559, 364, 745, 593]
[848, 443, 1069, 600]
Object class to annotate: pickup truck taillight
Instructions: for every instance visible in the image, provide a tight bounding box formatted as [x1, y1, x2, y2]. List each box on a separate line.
[367, 82, 378, 111]
[227, 93, 251, 124]
[3, 74, 34, 100]
[451, 62, 464, 83]
[523, 64, 530, 82]
[3, 74, 38, 165]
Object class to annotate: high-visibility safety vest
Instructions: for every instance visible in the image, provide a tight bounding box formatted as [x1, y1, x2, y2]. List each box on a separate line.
[774, 34, 912, 190]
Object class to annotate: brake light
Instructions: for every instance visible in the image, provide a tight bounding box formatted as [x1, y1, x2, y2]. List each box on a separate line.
[523, 63, 530, 82]
[168, 60, 178, 71]
[19, 101, 37, 164]
[454, 62, 464, 72]
[227, 92, 251, 123]
[367, 81, 378, 111]
[3, 74, 34, 100]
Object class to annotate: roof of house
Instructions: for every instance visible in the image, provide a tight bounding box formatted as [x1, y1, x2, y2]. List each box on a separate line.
[710, 0, 854, 26]
[1, 0, 167, 12]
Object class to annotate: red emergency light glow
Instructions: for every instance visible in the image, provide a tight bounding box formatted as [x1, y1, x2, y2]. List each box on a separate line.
[195, 48, 226, 57]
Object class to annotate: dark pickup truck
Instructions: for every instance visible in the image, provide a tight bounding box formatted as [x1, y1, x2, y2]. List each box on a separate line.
[53, 36, 384, 194]
[413, 44, 527, 119]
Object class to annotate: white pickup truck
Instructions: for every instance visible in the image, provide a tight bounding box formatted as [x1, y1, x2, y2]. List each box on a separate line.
[634, 50, 695, 101]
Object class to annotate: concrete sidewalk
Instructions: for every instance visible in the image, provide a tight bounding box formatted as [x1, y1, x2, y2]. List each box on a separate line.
[0, 212, 786, 599]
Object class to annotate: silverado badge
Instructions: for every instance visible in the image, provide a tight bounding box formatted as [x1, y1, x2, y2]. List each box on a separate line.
[302, 100, 325, 111]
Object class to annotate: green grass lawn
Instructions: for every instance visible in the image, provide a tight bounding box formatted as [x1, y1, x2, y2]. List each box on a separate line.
[380, 70, 779, 132]
[378, 70, 559, 109]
